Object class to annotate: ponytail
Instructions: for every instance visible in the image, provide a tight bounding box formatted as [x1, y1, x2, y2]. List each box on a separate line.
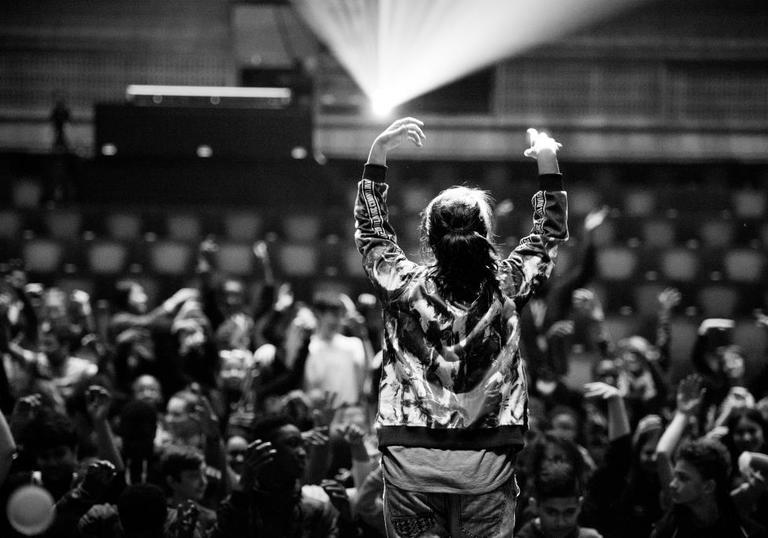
[421, 186, 499, 302]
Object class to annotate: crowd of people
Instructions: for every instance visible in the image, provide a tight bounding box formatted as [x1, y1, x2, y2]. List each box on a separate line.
[1, 122, 768, 537]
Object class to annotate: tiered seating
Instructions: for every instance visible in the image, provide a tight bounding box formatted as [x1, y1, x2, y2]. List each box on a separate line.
[0, 162, 765, 329]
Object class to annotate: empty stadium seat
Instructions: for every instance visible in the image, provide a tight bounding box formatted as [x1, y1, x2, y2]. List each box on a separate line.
[344, 246, 365, 277]
[642, 219, 676, 248]
[55, 277, 95, 297]
[23, 239, 63, 273]
[149, 241, 192, 275]
[734, 320, 768, 372]
[278, 243, 318, 277]
[660, 247, 699, 281]
[568, 187, 600, 217]
[215, 242, 253, 275]
[604, 314, 637, 342]
[44, 209, 82, 240]
[724, 248, 765, 283]
[87, 241, 128, 275]
[732, 189, 765, 219]
[597, 246, 638, 280]
[624, 190, 656, 217]
[106, 213, 142, 240]
[166, 214, 201, 241]
[633, 283, 666, 317]
[590, 220, 616, 247]
[699, 220, 734, 249]
[223, 212, 262, 242]
[697, 285, 739, 318]
[283, 214, 320, 242]
[0, 210, 21, 239]
[11, 179, 42, 208]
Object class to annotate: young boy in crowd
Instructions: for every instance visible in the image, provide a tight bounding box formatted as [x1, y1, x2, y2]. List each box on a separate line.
[159, 446, 217, 534]
[517, 462, 602, 538]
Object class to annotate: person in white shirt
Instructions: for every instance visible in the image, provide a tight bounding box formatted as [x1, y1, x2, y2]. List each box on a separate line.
[303, 293, 365, 407]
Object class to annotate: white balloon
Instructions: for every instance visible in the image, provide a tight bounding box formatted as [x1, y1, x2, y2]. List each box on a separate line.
[6, 485, 56, 536]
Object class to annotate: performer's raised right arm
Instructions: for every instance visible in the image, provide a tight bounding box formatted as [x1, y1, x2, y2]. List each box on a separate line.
[353, 118, 425, 300]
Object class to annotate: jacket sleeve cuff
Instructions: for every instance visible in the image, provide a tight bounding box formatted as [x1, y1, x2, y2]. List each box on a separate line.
[363, 164, 388, 183]
[538, 173, 564, 191]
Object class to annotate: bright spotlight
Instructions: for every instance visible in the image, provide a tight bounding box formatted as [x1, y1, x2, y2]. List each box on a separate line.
[293, 0, 651, 111]
[370, 94, 395, 119]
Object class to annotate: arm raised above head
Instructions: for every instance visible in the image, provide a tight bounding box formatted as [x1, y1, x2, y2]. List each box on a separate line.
[501, 128, 568, 304]
[354, 118, 425, 301]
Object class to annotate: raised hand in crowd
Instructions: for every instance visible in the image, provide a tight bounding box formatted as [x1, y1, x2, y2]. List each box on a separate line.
[656, 373, 706, 501]
[237, 439, 276, 492]
[73, 459, 117, 502]
[572, 288, 605, 323]
[584, 206, 610, 234]
[86, 385, 124, 470]
[320, 478, 353, 525]
[252, 240, 274, 285]
[585, 381, 631, 442]
[163, 287, 199, 314]
[9, 392, 42, 437]
[85, 385, 111, 424]
[657, 287, 681, 314]
[676, 374, 705, 416]
[196, 236, 219, 273]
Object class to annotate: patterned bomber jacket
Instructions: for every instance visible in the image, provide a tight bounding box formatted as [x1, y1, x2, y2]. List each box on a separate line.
[354, 163, 569, 451]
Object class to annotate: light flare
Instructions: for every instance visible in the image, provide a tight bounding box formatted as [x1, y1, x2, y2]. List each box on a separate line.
[292, 0, 649, 113]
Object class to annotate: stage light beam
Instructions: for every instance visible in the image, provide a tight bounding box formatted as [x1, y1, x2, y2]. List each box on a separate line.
[292, 0, 651, 114]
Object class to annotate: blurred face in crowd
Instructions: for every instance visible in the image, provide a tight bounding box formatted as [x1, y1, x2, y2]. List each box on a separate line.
[42, 289, 68, 325]
[169, 464, 207, 502]
[37, 444, 77, 485]
[535, 496, 582, 538]
[315, 305, 344, 337]
[132, 375, 163, 409]
[165, 396, 198, 440]
[220, 350, 250, 391]
[178, 322, 206, 354]
[128, 283, 148, 314]
[39, 325, 66, 366]
[669, 459, 712, 507]
[621, 351, 645, 376]
[226, 436, 248, 476]
[549, 412, 578, 443]
[722, 347, 745, 381]
[267, 424, 307, 482]
[584, 419, 608, 467]
[639, 435, 660, 475]
[222, 280, 245, 312]
[733, 415, 764, 453]
[543, 442, 570, 468]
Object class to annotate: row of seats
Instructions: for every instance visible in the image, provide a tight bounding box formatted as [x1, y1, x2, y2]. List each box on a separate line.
[9, 174, 768, 216]
[591, 280, 766, 319]
[395, 182, 767, 219]
[2, 205, 766, 251]
[6, 236, 366, 280]
[593, 245, 765, 283]
[0, 207, 351, 244]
